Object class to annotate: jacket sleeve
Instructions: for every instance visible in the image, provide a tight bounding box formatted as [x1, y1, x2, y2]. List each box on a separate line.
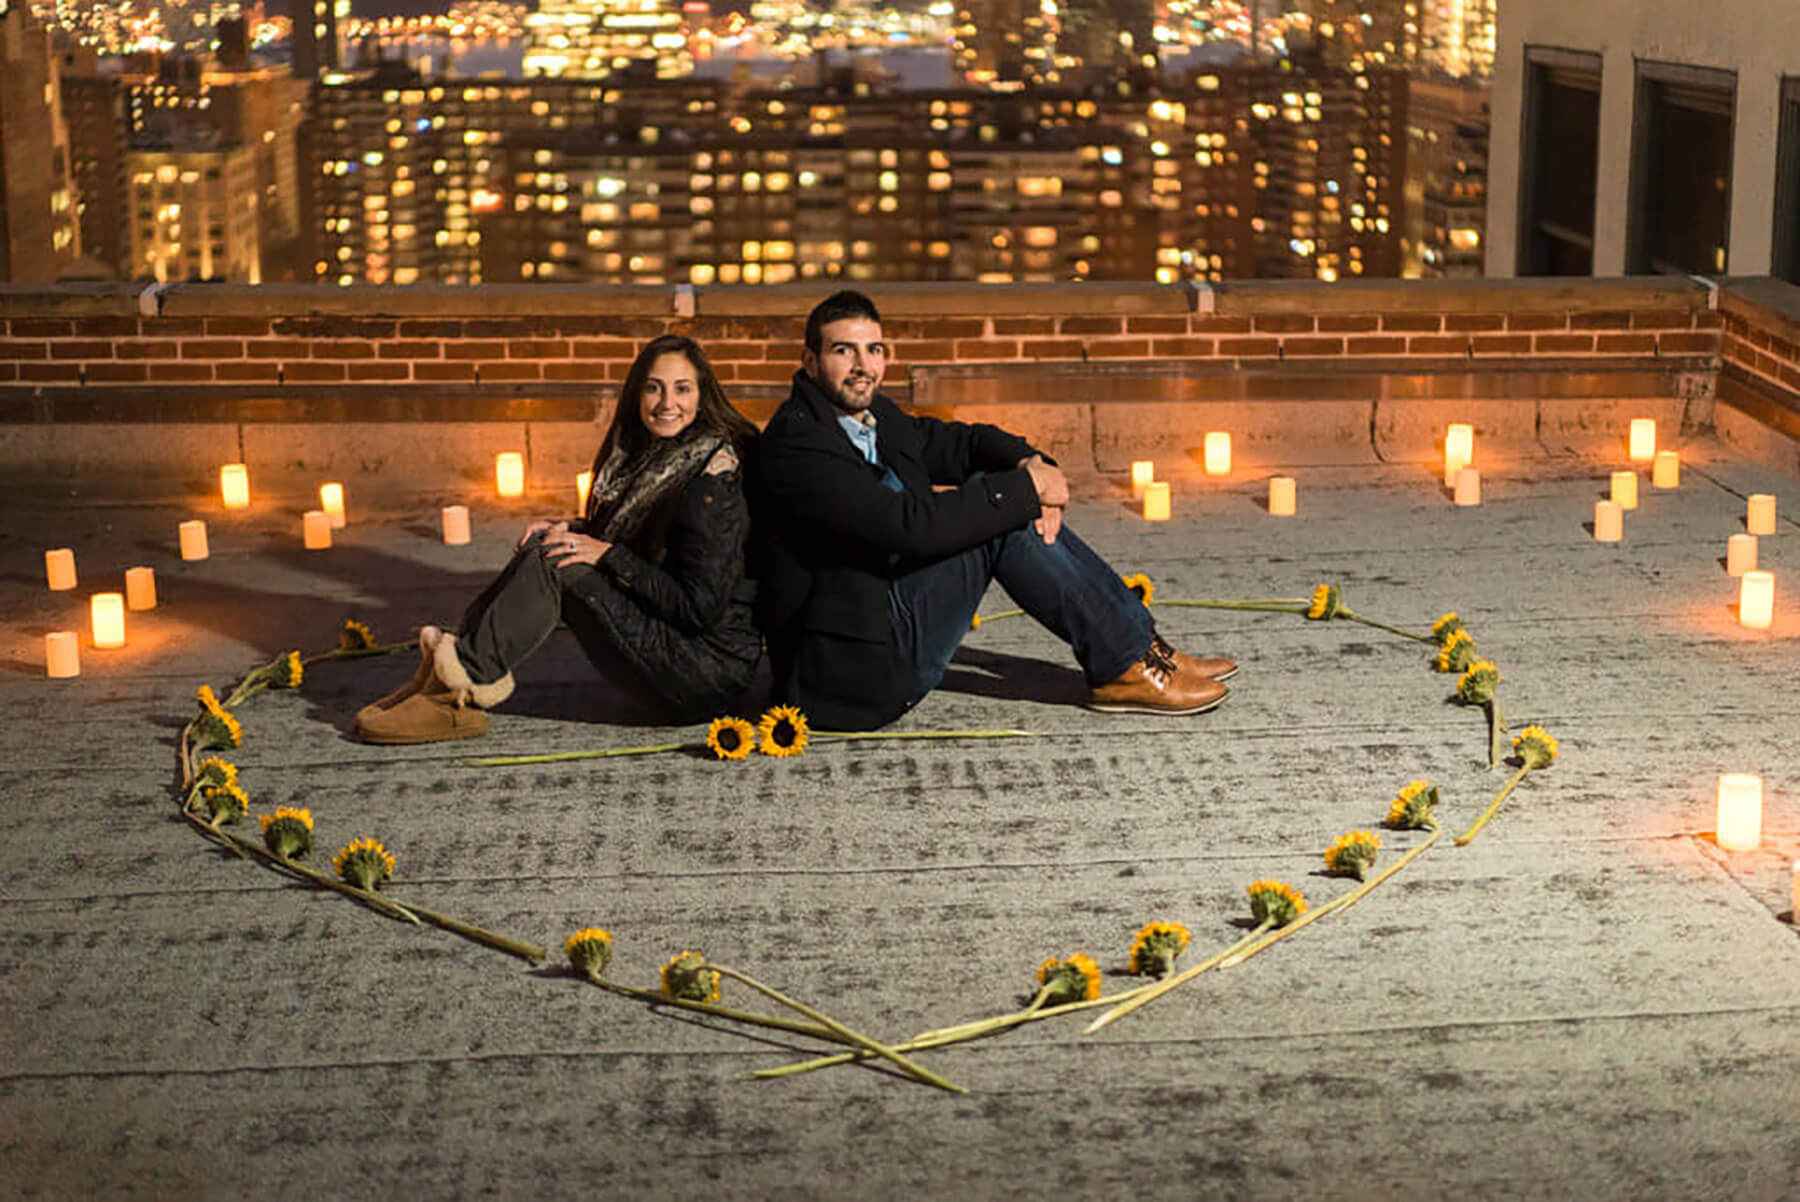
[912, 414, 1039, 483]
[596, 469, 748, 634]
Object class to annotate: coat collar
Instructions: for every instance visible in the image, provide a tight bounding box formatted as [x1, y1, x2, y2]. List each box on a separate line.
[787, 369, 898, 429]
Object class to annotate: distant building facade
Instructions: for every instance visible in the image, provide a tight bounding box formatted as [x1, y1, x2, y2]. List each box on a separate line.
[0, 1, 81, 281]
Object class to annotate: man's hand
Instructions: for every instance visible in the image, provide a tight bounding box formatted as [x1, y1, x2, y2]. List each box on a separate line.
[1034, 505, 1064, 545]
[1021, 454, 1069, 509]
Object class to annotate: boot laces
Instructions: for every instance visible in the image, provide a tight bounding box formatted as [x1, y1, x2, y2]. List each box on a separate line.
[1142, 639, 1178, 685]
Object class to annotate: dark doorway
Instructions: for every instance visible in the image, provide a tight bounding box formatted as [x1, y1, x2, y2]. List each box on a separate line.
[1627, 61, 1736, 277]
[1773, 77, 1800, 284]
[1516, 47, 1601, 276]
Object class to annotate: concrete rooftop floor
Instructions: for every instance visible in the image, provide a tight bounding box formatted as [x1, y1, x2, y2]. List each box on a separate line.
[2, 434, 1798, 1201]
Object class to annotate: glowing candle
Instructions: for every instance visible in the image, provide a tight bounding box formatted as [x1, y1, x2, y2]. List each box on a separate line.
[45, 548, 76, 591]
[1628, 418, 1656, 462]
[1651, 450, 1679, 489]
[1453, 467, 1481, 507]
[1727, 533, 1758, 576]
[320, 482, 347, 528]
[1130, 460, 1154, 498]
[1747, 494, 1777, 536]
[302, 510, 332, 550]
[220, 463, 250, 509]
[45, 631, 79, 679]
[1594, 500, 1623, 542]
[1739, 570, 1774, 630]
[179, 520, 209, 561]
[496, 452, 525, 497]
[1443, 423, 1474, 487]
[90, 593, 125, 649]
[1203, 432, 1231, 476]
[1715, 773, 1763, 851]
[1610, 470, 1639, 510]
[576, 470, 593, 513]
[442, 505, 471, 546]
[125, 566, 156, 611]
[1268, 476, 1296, 516]
[1142, 481, 1171, 521]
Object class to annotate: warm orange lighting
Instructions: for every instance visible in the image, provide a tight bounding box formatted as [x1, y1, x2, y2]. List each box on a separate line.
[577, 470, 593, 514]
[1651, 450, 1679, 489]
[1142, 481, 1171, 521]
[1610, 471, 1638, 510]
[179, 520, 210, 561]
[1739, 570, 1774, 630]
[45, 631, 80, 678]
[1443, 423, 1473, 487]
[125, 566, 156, 611]
[1268, 476, 1296, 516]
[320, 482, 347, 528]
[1203, 432, 1231, 475]
[1453, 467, 1481, 507]
[1628, 418, 1656, 461]
[303, 510, 332, 550]
[1747, 494, 1777, 536]
[442, 505, 471, 545]
[45, 548, 76, 591]
[496, 452, 525, 497]
[1594, 500, 1623, 542]
[91, 592, 125, 649]
[1727, 533, 1757, 576]
[220, 463, 250, 509]
[1130, 460, 1154, 498]
[1716, 773, 1763, 851]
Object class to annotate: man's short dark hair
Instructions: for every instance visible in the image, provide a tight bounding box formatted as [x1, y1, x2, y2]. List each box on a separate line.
[804, 290, 882, 353]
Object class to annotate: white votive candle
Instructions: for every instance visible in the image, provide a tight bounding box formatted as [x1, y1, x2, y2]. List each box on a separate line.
[1628, 418, 1656, 462]
[125, 566, 156, 611]
[1130, 460, 1154, 499]
[1611, 470, 1639, 510]
[1727, 533, 1758, 576]
[496, 452, 525, 497]
[1739, 570, 1775, 629]
[1747, 494, 1777, 536]
[45, 548, 76, 591]
[576, 470, 593, 514]
[1652, 450, 1679, 489]
[45, 631, 80, 678]
[90, 593, 125, 649]
[1142, 481, 1171, 521]
[442, 505, 471, 546]
[1594, 500, 1623, 542]
[1203, 432, 1231, 475]
[301, 510, 331, 550]
[1268, 476, 1296, 516]
[1716, 773, 1763, 851]
[220, 463, 250, 509]
[320, 482, 347, 528]
[179, 519, 209, 561]
[1443, 423, 1473, 487]
[1453, 466, 1481, 506]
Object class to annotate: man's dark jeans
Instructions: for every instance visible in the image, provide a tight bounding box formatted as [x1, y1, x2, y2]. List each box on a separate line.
[886, 523, 1154, 709]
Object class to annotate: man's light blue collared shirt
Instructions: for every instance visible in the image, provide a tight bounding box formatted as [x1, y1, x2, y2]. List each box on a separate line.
[837, 412, 905, 494]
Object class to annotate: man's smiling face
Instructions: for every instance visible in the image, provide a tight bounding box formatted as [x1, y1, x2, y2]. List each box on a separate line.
[804, 316, 887, 415]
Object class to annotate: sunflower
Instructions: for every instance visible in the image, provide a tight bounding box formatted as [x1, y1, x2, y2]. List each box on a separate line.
[757, 705, 810, 758]
[1513, 725, 1560, 769]
[1385, 780, 1440, 830]
[334, 837, 396, 890]
[564, 928, 614, 978]
[1456, 659, 1501, 705]
[1323, 830, 1382, 881]
[1246, 879, 1307, 927]
[259, 807, 314, 859]
[202, 783, 250, 826]
[705, 715, 756, 761]
[339, 619, 378, 652]
[194, 757, 238, 791]
[192, 684, 243, 750]
[969, 613, 982, 630]
[1037, 953, 1103, 1005]
[1121, 573, 1155, 606]
[271, 651, 303, 688]
[1306, 582, 1343, 620]
[1433, 628, 1477, 673]
[1127, 921, 1192, 978]
[1430, 612, 1466, 646]
[660, 950, 721, 1003]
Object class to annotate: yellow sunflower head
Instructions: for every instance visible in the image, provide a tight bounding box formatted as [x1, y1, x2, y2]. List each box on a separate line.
[1306, 582, 1343, 620]
[1432, 628, 1477, 673]
[660, 950, 721, 1003]
[194, 705, 243, 751]
[1127, 921, 1192, 978]
[1246, 879, 1307, 927]
[969, 613, 982, 631]
[1431, 612, 1465, 646]
[757, 705, 810, 758]
[194, 757, 238, 791]
[1456, 659, 1501, 704]
[196, 683, 225, 715]
[339, 619, 378, 652]
[334, 837, 396, 890]
[564, 928, 614, 979]
[259, 807, 315, 859]
[202, 783, 250, 826]
[1323, 830, 1382, 881]
[705, 715, 756, 761]
[1513, 725, 1560, 770]
[1121, 573, 1155, 606]
[271, 650, 303, 689]
[1385, 779, 1440, 830]
[1036, 953, 1102, 1005]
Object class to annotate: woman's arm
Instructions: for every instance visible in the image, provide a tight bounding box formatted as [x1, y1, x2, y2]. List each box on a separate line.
[593, 449, 748, 634]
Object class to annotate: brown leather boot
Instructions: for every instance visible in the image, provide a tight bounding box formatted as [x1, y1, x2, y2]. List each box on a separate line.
[355, 635, 515, 745]
[354, 630, 437, 726]
[1087, 639, 1228, 715]
[1152, 632, 1237, 682]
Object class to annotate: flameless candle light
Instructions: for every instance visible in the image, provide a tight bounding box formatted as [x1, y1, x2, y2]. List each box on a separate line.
[1203, 432, 1231, 475]
[442, 505, 471, 546]
[45, 631, 79, 679]
[1142, 481, 1171, 521]
[1628, 418, 1656, 462]
[45, 548, 76, 591]
[576, 470, 593, 513]
[1727, 533, 1758, 576]
[1594, 499, 1623, 542]
[1747, 494, 1777, 536]
[1610, 470, 1639, 510]
[496, 452, 525, 498]
[320, 482, 347, 528]
[1739, 570, 1775, 630]
[1130, 460, 1154, 498]
[179, 519, 209, 561]
[1268, 476, 1296, 516]
[1453, 466, 1481, 506]
[90, 593, 125, 649]
[1716, 773, 1764, 851]
[220, 463, 250, 510]
[125, 566, 156, 611]
[302, 510, 332, 550]
[1443, 423, 1474, 487]
[1652, 450, 1679, 489]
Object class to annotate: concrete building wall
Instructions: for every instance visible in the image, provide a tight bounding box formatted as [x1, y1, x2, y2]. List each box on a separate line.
[1487, 0, 1800, 278]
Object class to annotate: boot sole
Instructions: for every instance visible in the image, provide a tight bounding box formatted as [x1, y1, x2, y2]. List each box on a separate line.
[1209, 666, 1238, 682]
[1086, 693, 1227, 716]
[355, 722, 489, 746]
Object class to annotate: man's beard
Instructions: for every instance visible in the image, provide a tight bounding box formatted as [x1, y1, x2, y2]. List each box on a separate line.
[822, 373, 878, 412]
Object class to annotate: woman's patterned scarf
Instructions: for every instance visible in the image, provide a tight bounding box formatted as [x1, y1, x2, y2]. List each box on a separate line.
[583, 423, 725, 547]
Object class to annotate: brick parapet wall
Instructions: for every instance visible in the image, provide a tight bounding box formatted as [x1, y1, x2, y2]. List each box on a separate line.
[1719, 277, 1800, 440]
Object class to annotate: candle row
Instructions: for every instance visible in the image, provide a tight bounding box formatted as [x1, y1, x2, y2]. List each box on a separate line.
[1128, 458, 1298, 520]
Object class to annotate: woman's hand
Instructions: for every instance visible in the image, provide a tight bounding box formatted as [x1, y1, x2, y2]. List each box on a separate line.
[541, 522, 612, 568]
[516, 519, 559, 551]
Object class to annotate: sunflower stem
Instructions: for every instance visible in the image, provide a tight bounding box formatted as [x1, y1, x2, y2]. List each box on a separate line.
[1081, 921, 1272, 1034]
[1455, 766, 1532, 846]
[465, 741, 690, 767]
[811, 729, 1038, 742]
[710, 963, 966, 1094]
[1487, 697, 1508, 770]
[1344, 611, 1433, 642]
[973, 607, 1025, 624]
[581, 976, 852, 1044]
[1150, 598, 1311, 613]
[384, 896, 546, 962]
[181, 812, 422, 924]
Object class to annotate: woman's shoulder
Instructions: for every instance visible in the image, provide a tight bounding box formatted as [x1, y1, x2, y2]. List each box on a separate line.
[703, 444, 740, 476]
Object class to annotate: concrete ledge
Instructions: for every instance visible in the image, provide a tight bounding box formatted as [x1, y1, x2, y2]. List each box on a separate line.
[156, 282, 676, 318]
[0, 284, 143, 317]
[1212, 276, 1711, 315]
[694, 280, 1191, 317]
[1715, 397, 1800, 477]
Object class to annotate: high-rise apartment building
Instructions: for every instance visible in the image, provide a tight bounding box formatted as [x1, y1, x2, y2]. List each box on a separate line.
[1403, 74, 1486, 276]
[950, 0, 1055, 89]
[58, 43, 129, 276]
[126, 139, 262, 282]
[523, 0, 691, 80]
[0, 0, 80, 281]
[291, 0, 347, 78]
[1418, 0, 1495, 80]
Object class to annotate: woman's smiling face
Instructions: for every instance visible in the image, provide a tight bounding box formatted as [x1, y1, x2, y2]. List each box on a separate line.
[639, 351, 699, 439]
